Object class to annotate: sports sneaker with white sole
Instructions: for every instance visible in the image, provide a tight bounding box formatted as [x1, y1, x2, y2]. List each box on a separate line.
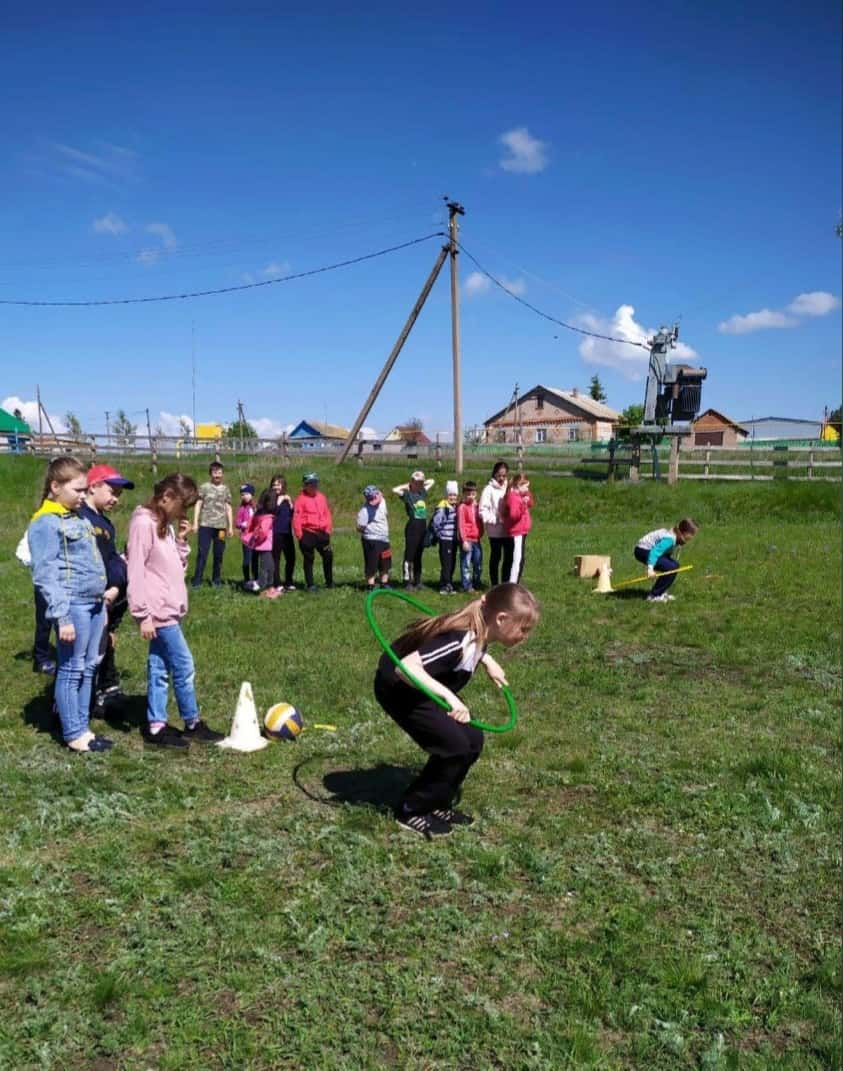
[431, 808, 474, 827]
[397, 812, 452, 839]
[646, 594, 669, 603]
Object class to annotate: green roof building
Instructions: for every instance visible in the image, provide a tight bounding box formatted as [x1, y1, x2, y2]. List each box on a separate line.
[0, 407, 32, 451]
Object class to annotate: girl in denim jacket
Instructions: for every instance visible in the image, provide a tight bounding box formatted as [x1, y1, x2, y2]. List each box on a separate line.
[28, 456, 112, 752]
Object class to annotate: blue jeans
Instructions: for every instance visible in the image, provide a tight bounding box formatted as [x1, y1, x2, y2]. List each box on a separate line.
[147, 624, 199, 725]
[460, 542, 483, 590]
[634, 547, 680, 596]
[55, 600, 106, 742]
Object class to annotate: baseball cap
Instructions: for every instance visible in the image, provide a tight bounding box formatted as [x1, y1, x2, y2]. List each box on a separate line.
[87, 464, 135, 490]
[240, 483, 255, 495]
[303, 472, 319, 484]
[410, 470, 425, 481]
[363, 484, 380, 499]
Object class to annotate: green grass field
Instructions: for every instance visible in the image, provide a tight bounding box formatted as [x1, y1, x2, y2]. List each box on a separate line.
[0, 456, 839, 1071]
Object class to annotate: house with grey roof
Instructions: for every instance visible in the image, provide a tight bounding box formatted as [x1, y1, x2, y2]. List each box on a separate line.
[483, 385, 620, 445]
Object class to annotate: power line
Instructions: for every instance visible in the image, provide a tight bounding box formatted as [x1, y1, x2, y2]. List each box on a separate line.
[459, 233, 593, 310]
[0, 233, 445, 307]
[456, 240, 647, 349]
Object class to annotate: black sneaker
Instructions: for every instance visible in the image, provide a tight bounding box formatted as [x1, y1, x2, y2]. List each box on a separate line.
[142, 724, 189, 749]
[432, 808, 474, 827]
[88, 736, 114, 753]
[183, 720, 225, 743]
[397, 812, 452, 839]
[307, 585, 319, 594]
[34, 659, 56, 675]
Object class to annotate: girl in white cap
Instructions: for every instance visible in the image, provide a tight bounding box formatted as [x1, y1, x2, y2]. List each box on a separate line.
[430, 480, 461, 594]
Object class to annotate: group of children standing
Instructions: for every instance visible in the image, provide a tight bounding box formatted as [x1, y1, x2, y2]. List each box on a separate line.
[23, 451, 695, 806]
[197, 462, 333, 597]
[388, 461, 535, 594]
[27, 457, 224, 752]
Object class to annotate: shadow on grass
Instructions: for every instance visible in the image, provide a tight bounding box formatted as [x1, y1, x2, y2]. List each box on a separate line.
[292, 756, 412, 814]
[22, 683, 62, 742]
[22, 687, 147, 740]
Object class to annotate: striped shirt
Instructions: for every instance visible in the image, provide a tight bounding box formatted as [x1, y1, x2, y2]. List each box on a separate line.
[376, 628, 485, 699]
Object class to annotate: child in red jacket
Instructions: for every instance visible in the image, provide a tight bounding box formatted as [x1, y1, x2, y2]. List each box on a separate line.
[292, 473, 334, 593]
[503, 474, 534, 584]
[456, 480, 484, 593]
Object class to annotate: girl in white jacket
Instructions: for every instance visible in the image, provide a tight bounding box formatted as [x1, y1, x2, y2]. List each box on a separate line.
[478, 461, 513, 586]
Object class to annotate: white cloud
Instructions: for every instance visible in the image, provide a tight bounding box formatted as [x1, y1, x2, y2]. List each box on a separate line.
[136, 248, 160, 266]
[251, 417, 288, 439]
[464, 271, 526, 299]
[93, 212, 127, 235]
[718, 290, 840, 334]
[145, 222, 178, 251]
[2, 395, 67, 433]
[718, 309, 797, 334]
[500, 276, 526, 297]
[48, 141, 139, 185]
[577, 305, 698, 380]
[359, 426, 378, 440]
[156, 411, 193, 436]
[262, 261, 291, 278]
[498, 127, 548, 174]
[786, 291, 840, 317]
[464, 271, 491, 297]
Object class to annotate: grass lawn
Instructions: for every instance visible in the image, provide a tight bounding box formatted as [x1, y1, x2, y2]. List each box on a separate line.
[0, 456, 839, 1070]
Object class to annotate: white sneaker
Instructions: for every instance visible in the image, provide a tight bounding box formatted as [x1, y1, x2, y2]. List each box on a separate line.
[647, 594, 669, 603]
[664, 594, 676, 601]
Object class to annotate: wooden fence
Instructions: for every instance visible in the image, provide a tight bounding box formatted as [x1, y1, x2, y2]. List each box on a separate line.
[6, 434, 841, 482]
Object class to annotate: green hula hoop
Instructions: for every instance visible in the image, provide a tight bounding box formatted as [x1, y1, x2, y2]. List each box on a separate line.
[365, 587, 518, 734]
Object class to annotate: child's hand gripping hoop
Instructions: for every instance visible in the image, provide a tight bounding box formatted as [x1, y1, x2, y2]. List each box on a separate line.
[365, 588, 518, 734]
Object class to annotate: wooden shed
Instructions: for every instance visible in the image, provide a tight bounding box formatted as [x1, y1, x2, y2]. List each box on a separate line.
[691, 409, 748, 447]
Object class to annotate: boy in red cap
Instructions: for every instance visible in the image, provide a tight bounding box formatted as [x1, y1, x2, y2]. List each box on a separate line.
[80, 464, 135, 712]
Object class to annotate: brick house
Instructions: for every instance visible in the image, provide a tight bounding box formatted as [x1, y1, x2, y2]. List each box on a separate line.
[483, 385, 620, 445]
[690, 409, 748, 447]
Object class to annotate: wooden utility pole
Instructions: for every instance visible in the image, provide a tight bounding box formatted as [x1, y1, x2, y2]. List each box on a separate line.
[37, 385, 43, 439]
[447, 200, 465, 475]
[36, 386, 58, 441]
[146, 408, 157, 474]
[236, 399, 247, 454]
[337, 244, 449, 464]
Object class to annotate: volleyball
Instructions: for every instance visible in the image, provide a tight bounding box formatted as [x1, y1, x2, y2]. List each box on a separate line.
[264, 702, 304, 741]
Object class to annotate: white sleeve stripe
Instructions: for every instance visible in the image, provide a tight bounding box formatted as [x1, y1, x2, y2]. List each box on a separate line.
[420, 641, 463, 665]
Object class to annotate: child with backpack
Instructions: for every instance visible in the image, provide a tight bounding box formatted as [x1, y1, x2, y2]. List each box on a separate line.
[430, 480, 461, 594]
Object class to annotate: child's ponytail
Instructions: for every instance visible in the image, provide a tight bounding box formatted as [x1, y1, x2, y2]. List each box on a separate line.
[144, 474, 198, 538]
[40, 455, 86, 505]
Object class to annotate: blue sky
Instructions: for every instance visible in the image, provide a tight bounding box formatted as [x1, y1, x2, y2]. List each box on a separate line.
[2, 2, 840, 439]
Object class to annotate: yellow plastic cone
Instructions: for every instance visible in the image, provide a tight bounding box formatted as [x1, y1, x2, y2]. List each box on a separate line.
[217, 682, 269, 752]
[592, 562, 613, 594]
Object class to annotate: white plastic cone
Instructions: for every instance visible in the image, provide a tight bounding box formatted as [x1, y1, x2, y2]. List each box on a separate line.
[217, 681, 269, 751]
[592, 561, 613, 594]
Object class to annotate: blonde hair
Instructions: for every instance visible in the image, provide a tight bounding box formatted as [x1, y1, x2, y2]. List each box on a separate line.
[41, 455, 86, 504]
[393, 583, 539, 656]
[507, 472, 529, 492]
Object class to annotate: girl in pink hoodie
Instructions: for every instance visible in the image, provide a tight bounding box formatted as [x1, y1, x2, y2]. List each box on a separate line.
[502, 474, 535, 584]
[246, 490, 282, 598]
[127, 474, 224, 749]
